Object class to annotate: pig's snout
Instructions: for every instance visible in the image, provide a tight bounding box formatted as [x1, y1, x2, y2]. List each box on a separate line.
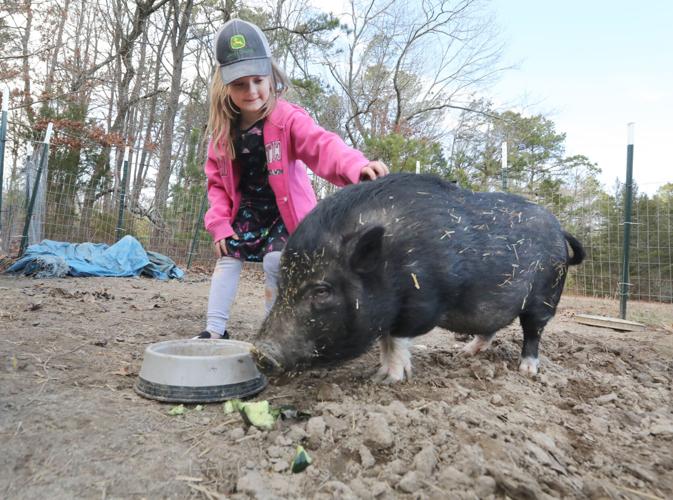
[250, 344, 284, 376]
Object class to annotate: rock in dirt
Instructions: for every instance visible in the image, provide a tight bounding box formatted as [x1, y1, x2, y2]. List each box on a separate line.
[306, 416, 327, 448]
[370, 481, 392, 498]
[475, 475, 497, 497]
[349, 477, 381, 500]
[413, 445, 438, 476]
[649, 423, 673, 438]
[385, 400, 409, 419]
[437, 465, 470, 487]
[229, 427, 246, 440]
[272, 460, 289, 473]
[623, 463, 657, 483]
[397, 471, 422, 494]
[589, 415, 610, 435]
[319, 402, 348, 417]
[453, 444, 486, 477]
[358, 445, 376, 469]
[451, 404, 482, 427]
[490, 394, 503, 406]
[236, 471, 271, 498]
[363, 413, 394, 450]
[322, 414, 348, 434]
[316, 382, 344, 401]
[594, 392, 618, 405]
[286, 424, 308, 442]
[241, 471, 297, 498]
[531, 431, 557, 452]
[486, 463, 544, 500]
[582, 476, 620, 500]
[525, 441, 553, 466]
[470, 360, 495, 380]
[266, 445, 284, 459]
[274, 434, 292, 446]
[321, 481, 357, 500]
[388, 459, 407, 475]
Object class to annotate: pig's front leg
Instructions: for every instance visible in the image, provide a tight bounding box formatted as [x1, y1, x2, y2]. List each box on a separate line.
[373, 336, 412, 383]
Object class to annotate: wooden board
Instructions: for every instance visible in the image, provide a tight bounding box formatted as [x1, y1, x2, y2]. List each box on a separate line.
[574, 314, 646, 332]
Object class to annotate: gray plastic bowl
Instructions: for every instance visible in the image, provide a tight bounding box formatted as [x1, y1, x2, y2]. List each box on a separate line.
[134, 339, 267, 403]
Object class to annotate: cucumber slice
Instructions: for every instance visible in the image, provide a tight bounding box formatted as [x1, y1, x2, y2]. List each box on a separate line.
[238, 401, 276, 430]
[290, 445, 312, 473]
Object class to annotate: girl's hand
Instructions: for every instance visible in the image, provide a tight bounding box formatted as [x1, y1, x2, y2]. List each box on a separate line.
[214, 235, 239, 258]
[359, 161, 389, 181]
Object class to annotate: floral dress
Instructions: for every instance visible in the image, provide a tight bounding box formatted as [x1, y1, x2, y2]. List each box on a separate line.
[225, 119, 289, 261]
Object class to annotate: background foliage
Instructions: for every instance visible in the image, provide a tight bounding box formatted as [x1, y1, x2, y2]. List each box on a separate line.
[1, 0, 671, 304]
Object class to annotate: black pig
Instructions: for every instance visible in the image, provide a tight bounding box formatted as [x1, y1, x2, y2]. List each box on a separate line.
[253, 173, 584, 382]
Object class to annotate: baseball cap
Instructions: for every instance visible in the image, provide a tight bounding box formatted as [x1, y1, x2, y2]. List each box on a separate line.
[215, 19, 272, 85]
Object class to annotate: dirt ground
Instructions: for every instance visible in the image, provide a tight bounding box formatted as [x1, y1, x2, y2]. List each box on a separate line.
[1, 266, 672, 500]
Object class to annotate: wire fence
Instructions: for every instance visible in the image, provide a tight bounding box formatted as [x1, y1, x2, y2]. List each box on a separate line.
[1, 176, 213, 272]
[1, 148, 672, 305]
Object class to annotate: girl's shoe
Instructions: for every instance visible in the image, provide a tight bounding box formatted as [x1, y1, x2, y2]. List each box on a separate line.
[193, 330, 229, 340]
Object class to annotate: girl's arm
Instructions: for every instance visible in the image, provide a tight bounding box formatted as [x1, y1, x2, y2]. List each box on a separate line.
[203, 149, 236, 243]
[288, 109, 372, 186]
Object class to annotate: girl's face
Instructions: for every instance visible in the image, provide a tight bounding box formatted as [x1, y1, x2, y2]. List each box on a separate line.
[228, 75, 272, 119]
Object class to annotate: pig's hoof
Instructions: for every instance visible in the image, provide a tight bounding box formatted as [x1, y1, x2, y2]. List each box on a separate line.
[462, 335, 493, 356]
[375, 336, 412, 383]
[372, 363, 412, 384]
[518, 357, 539, 376]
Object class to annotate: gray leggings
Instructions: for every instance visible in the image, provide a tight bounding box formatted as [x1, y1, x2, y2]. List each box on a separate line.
[206, 251, 281, 336]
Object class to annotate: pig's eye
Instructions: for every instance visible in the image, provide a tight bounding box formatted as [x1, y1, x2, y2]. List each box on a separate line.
[310, 284, 332, 304]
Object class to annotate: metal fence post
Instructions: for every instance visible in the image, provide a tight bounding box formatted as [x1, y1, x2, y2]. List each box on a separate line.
[619, 123, 635, 319]
[501, 141, 508, 191]
[187, 190, 208, 269]
[115, 146, 130, 241]
[0, 88, 9, 235]
[20, 123, 53, 256]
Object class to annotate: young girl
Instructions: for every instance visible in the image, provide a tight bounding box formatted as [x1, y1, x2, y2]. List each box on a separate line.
[196, 18, 389, 339]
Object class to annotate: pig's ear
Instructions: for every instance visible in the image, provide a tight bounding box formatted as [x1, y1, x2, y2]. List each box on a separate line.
[347, 225, 384, 275]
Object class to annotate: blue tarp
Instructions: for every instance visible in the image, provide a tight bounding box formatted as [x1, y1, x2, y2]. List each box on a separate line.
[5, 236, 184, 280]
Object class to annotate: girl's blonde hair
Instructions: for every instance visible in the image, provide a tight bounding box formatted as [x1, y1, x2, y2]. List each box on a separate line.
[207, 60, 290, 159]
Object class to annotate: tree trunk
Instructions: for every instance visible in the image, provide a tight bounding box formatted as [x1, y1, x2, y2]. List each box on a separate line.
[80, 0, 166, 228]
[42, 0, 71, 109]
[154, 0, 194, 212]
[131, 17, 171, 207]
[21, 0, 36, 130]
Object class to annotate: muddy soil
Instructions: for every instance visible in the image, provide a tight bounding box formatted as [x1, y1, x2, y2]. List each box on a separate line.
[1, 267, 672, 499]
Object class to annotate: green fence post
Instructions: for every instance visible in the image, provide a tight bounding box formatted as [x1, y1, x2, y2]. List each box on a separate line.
[20, 123, 53, 256]
[0, 89, 9, 235]
[115, 146, 130, 241]
[619, 123, 635, 319]
[187, 190, 208, 270]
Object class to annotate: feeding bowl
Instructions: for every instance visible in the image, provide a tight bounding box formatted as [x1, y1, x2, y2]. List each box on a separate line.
[134, 339, 267, 403]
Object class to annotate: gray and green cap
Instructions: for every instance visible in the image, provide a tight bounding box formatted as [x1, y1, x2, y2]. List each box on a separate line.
[215, 19, 272, 85]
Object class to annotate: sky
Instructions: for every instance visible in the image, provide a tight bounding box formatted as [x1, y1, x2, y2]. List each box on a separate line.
[308, 0, 672, 194]
[490, 0, 673, 194]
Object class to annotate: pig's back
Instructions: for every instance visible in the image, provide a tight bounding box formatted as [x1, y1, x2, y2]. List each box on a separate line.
[307, 173, 566, 260]
[292, 173, 569, 334]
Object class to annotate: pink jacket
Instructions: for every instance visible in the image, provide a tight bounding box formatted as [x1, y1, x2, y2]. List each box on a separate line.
[204, 99, 369, 242]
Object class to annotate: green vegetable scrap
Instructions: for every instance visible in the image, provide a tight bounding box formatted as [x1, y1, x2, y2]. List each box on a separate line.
[223, 399, 242, 414]
[274, 405, 312, 421]
[239, 401, 276, 430]
[223, 400, 311, 430]
[290, 445, 312, 473]
[168, 404, 186, 416]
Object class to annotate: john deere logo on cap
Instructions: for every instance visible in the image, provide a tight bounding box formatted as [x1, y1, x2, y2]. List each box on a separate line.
[230, 35, 246, 50]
